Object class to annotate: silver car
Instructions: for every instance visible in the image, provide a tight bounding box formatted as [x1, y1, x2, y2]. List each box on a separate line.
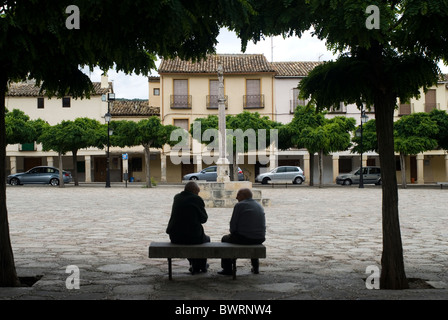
[7, 166, 72, 186]
[336, 166, 381, 185]
[182, 165, 244, 181]
[255, 166, 305, 185]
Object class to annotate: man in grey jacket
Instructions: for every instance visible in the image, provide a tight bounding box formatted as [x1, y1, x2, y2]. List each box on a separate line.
[218, 188, 266, 275]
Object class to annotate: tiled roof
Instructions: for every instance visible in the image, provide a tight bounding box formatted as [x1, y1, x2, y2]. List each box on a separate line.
[6, 80, 112, 97]
[111, 99, 159, 117]
[271, 61, 322, 77]
[158, 54, 276, 74]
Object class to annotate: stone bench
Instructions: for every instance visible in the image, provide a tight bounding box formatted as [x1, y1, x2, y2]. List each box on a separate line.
[148, 242, 266, 280]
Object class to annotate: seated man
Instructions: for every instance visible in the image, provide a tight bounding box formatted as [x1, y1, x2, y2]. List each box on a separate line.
[218, 188, 266, 275]
[166, 181, 210, 274]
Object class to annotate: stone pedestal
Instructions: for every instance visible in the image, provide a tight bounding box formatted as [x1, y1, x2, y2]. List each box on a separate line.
[198, 181, 271, 208]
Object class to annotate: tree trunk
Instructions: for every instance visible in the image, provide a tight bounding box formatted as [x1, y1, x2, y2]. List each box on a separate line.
[318, 149, 324, 188]
[375, 92, 409, 289]
[0, 73, 21, 287]
[400, 153, 407, 189]
[144, 144, 152, 188]
[58, 152, 65, 188]
[308, 151, 314, 186]
[72, 149, 79, 186]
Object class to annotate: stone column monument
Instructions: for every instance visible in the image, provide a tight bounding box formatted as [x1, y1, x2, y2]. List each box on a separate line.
[216, 63, 230, 183]
[197, 60, 270, 208]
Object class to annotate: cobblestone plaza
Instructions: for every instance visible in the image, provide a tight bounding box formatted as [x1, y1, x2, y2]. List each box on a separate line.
[1, 184, 447, 301]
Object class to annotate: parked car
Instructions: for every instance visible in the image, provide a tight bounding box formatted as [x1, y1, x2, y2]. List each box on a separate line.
[255, 166, 305, 185]
[182, 165, 244, 181]
[336, 166, 381, 185]
[7, 166, 72, 186]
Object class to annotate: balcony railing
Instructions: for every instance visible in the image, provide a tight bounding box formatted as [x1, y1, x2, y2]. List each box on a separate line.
[290, 99, 309, 113]
[170, 95, 192, 109]
[328, 102, 347, 113]
[398, 103, 413, 116]
[424, 102, 440, 113]
[243, 94, 265, 109]
[206, 95, 228, 109]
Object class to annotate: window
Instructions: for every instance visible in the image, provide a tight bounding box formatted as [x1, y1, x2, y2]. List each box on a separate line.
[290, 88, 308, 113]
[171, 79, 191, 108]
[204, 167, 216, 173]
[62, 97, 71, 108]
[173, 119, 189, 131]
[286, 167, 299, 172]
[244, 79, 264, 108]
[131, 157, 142, 172]
[153, 88, 160, 96]
[276, 167, 286, 173]
[369, 167, 380, 174]
[425, 89, 437, 112]
[37, 97, 44, 109]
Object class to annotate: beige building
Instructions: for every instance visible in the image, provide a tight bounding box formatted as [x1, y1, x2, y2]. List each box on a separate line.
[5, 76, 113, 182]
[157, 54, 277, 182]
[393, 76, 448, 184]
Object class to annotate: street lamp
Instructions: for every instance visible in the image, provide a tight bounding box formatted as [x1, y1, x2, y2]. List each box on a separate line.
[357, 107, 369, 188]
[104, 92, 115, 188]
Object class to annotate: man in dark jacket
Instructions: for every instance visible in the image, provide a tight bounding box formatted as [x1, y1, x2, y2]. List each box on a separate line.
[166, 181, 210, 273]
[218, 188, 266, 275]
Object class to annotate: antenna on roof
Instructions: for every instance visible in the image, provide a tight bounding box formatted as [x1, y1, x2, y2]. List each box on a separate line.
[271, 37, 274, 62]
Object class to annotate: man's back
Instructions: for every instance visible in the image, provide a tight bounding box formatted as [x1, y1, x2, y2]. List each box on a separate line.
[230, 198, 266, 240]
[166, 190, 208, 244]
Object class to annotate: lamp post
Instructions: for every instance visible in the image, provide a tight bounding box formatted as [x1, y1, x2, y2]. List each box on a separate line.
[357, 107, 369, 188]
[104, 92, 115, 188]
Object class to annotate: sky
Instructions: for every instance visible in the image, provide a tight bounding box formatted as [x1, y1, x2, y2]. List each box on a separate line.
[83, 28, 448, 100]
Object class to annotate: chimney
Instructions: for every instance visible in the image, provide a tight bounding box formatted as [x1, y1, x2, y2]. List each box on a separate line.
[101, 72, 109, 89]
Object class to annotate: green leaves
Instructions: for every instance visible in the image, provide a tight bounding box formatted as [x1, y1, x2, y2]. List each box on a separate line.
[394, 112, 439, 155]
[110, 116, 179, 149]
[39, 117, 104, 154]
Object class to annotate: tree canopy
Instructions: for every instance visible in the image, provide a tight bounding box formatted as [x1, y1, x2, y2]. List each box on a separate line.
[0, 0, 254, 286]
[111, 117, 180, 187]
[233, 0, 448, 289]
[191, 111, 279, 180]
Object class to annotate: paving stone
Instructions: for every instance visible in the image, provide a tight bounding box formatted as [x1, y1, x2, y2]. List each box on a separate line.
[1, 185, 447, 300]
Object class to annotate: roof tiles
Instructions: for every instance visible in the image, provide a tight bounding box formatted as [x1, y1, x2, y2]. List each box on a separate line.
[158, 54, 276, 74]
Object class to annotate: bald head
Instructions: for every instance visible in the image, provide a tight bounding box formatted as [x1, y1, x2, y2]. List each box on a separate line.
[184, 181, 200, 195]
[236, 188, 252, 202]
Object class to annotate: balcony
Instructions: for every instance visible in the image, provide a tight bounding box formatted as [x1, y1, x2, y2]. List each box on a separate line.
[206, 95, 228, 109]
[328, 102, 347, 113]
[290, 99, 309, 113]
[243, 94, 265, 109]
[398, 103, 413, 116]
[424, 102, 440, 113]
[170, 95, 192, 109]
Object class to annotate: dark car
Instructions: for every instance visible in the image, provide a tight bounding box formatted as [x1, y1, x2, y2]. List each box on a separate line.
[336, 166, 381, 185]
[7, 166, 72, 186]
[182, 165, 245, 181]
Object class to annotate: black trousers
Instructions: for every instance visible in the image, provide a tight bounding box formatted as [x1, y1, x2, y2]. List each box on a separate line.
[221, 233, 265, 272]
[188, 234, 210, 272]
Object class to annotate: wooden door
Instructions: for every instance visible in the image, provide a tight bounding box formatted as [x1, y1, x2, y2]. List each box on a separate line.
[94, 157, 107, 182]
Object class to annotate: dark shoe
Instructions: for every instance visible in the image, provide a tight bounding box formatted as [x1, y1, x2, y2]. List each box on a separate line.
[200, 264, 209, 273]
[217, 269, 233, 276]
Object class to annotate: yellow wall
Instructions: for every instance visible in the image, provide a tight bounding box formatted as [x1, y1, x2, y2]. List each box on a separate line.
[160, 73, 275, 126]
